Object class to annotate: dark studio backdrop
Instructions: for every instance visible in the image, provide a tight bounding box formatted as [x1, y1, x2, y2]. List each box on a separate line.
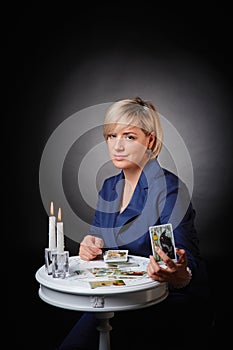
[8, 4, 232, 349]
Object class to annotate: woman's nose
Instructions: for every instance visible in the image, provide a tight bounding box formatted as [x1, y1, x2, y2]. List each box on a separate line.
[114, 137, 124, 150]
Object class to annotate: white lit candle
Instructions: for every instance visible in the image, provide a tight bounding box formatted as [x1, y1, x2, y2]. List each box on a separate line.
[57, 207, 64, 253]
[48, 201, 56, 250]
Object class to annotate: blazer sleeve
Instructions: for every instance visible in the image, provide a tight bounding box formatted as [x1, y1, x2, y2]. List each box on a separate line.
[158, 172, 200, 273]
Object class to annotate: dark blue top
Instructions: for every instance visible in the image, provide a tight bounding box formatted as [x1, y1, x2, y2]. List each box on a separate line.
[89, 158, 209, 300]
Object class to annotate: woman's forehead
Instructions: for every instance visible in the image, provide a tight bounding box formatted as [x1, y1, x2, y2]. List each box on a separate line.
[107, 123, 142, 133]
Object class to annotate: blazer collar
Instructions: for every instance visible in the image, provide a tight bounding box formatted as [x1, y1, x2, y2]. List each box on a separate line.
[111, 158, 162, 192]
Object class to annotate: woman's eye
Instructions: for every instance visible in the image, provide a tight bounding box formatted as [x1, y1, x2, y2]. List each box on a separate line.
[108, 134, 116, 139]
[126, 135, 135, 140]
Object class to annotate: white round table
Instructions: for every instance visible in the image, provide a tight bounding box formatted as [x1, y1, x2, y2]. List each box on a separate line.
[36, 255, 168, 350]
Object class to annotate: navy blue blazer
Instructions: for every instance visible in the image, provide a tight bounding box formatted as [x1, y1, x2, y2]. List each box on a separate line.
[89, 159, 209, 299]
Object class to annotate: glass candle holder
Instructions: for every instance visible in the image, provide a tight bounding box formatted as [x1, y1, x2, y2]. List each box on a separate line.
[52, 251, 69, 278]
[45, 248, 57, 275]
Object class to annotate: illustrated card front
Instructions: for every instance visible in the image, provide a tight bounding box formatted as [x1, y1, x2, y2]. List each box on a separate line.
[104, 249, 128, 263]
[149, 224, 177, 263]
[89, 279, 126, 288]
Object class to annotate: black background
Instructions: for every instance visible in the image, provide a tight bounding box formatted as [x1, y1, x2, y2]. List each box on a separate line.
[8, 4, 232, 349]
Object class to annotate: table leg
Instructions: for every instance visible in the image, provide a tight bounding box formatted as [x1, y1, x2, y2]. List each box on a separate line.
[95, 312, 114, 350]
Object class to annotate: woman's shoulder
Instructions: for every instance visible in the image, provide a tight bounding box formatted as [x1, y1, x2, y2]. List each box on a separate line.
[161, 168, 192, 207]
[162, 167, 179, 182]
[147, 159, 180, 185]
[161, 167, 190, 193]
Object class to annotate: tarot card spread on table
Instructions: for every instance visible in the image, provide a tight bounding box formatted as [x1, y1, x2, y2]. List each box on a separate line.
[104, 250, 128, 263]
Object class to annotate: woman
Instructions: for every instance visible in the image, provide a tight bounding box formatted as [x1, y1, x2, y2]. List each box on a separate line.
[58, 97, 212, 350]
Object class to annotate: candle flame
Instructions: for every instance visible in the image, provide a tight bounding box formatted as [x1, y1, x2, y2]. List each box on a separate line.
[50, 201, 54, 216]
[58, 207, 62, 221]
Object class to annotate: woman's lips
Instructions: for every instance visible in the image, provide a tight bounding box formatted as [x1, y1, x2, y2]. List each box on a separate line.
[113, 155, 128, 161]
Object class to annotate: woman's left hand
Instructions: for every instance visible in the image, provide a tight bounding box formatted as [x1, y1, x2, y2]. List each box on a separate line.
[147, 246, 191, 288]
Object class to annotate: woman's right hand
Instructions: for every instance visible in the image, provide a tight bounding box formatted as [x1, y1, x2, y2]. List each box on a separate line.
[79, 235, 104, 261]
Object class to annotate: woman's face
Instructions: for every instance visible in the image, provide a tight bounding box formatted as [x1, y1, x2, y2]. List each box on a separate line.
[106, 124, 153, 170]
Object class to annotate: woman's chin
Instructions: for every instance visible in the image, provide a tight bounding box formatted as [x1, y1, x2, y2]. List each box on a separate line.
[112, 160, 125, 169]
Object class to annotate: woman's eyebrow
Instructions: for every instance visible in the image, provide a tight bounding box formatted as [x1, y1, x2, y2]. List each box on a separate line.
[108, 128, 139, 135]
[122, 131, 138, 135]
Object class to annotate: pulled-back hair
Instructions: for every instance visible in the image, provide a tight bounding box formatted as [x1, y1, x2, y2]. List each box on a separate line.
[103, 97, 163, 158]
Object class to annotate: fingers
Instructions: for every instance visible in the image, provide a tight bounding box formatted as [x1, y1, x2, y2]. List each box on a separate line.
[154, 246, 176, 269]
[79, 235, 104, 261]
[147, 254, 177, 283]
[147, 246, 188, 284]
[79, 248, 97, 261]
[95, 237, 104, 248]
[176, 248, 187, 265]
[153, 246, 187, 268]
[147, 255, 159, 274]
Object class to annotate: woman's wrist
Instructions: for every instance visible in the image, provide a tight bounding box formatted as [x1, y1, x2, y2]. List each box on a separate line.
[173, 267, 192, 289]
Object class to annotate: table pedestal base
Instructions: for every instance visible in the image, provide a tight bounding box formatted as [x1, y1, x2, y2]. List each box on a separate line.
[96, 312, 114, 350]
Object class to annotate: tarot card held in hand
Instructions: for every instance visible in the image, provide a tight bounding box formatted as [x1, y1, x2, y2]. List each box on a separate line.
[104, 250, 128, 263]
[149, 224, 177, 263]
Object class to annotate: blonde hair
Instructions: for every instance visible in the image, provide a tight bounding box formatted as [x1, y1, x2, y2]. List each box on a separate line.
[103, 97, 163, 159]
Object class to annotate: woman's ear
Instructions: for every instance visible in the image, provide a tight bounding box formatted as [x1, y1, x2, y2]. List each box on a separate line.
[148, 132, 155, 149]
